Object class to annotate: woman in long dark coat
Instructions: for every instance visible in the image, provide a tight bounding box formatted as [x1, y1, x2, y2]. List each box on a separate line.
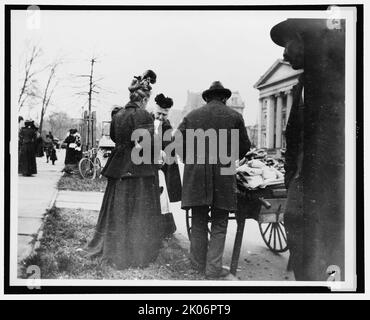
[63, 129, 81, 173]
[85, 70, 163, 269]
[19, 120, 37, 176]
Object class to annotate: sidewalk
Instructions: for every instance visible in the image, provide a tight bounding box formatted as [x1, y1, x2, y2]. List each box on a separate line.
[55, 190, 104, 211]
[18, 149, 65, 263]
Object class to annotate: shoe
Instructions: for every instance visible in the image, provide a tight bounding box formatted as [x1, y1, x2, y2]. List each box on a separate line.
[190, 263, 205, 275]
[205, 267, 230, 280]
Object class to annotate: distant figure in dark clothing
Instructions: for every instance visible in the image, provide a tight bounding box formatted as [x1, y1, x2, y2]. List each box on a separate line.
[50, 145, 57, 165]
[63, 129, 81, 173]
[18, 116, 24, 174]
[44, 134, 57, 164]
[19, 120, 37, 176]
[31, 123, 44, 158]
[18, 116, 24, 131]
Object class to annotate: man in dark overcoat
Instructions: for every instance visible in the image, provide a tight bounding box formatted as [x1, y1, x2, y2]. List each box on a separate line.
[177, 81, 251, 279]
[271, 19, 345, 280]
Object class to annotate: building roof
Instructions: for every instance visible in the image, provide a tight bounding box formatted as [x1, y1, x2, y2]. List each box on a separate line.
[254, 59, 303, 90]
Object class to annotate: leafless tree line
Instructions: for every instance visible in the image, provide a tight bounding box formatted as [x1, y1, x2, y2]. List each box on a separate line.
[18, 44, 62, 133]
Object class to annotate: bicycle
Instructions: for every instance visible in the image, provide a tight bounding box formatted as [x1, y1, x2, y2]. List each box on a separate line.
[78, 147, 102, 179]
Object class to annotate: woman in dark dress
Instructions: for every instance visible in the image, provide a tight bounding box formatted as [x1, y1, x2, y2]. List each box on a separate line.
[44, 134, 58, 164]
[19, 120, 37, 176]
[44, 134, 53, 163]
[50, 146, 58, 165]
[18, 116, 24, 174]
[32, 123, 44, 158]
[63, 129, 81, 173]
[85, 70, 163, 269]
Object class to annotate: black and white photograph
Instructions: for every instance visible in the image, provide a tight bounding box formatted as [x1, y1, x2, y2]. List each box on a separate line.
[1, 1, 366, 299]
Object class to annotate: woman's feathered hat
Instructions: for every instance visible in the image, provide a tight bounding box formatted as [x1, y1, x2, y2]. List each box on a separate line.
[155, 93, 173, 109]
[128, 69, 157, 100]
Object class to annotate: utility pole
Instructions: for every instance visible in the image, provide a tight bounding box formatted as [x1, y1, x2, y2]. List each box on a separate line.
[74, 56, 104, 151]
[87, 58, 95, 150]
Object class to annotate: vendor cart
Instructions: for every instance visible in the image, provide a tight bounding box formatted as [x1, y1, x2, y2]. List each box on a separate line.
[185, 178, 288, 275]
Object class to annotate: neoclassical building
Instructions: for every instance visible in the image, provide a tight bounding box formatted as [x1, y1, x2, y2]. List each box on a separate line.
[254, 59, 303, 150]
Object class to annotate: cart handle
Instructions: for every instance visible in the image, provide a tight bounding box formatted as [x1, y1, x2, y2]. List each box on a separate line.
[258, 197, 271, 209]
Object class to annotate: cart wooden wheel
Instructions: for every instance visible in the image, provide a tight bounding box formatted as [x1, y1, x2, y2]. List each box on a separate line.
[185, 209, 212, 240]
[258, 221, 289, 253]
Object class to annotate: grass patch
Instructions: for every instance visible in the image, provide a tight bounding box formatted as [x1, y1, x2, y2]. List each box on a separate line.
[19, 207, 203, 280]
[57, 174, 107, 192]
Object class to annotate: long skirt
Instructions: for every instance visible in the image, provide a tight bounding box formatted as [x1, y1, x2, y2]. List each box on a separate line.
[86, 176, 163, 269]
[19, 143, 37, 176]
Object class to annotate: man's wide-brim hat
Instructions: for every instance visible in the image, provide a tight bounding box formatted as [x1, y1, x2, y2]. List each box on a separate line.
[202, 81, 232, 102]
[270, 18, 328, 47]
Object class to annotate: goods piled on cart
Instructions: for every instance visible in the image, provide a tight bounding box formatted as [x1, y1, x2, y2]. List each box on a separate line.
[236, 148, 285, 191]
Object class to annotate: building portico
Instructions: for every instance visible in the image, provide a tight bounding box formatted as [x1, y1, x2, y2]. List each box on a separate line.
[254, 59, 303, 150]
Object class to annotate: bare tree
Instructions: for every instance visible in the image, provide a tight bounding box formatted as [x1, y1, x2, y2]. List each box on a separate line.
[39, 61, 61, 133]
[44, 111, 78, 140]
[18, 45, 43, 112]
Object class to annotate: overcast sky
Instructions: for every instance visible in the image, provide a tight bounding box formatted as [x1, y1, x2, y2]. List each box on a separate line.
[12, 9, 294, 125]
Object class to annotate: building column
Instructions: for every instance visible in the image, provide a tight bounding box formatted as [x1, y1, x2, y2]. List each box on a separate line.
[265, 95, 275, 149]
[257, 98, 263, 148]
[275, 93, 283, 148]
[286, 89, 293, 118]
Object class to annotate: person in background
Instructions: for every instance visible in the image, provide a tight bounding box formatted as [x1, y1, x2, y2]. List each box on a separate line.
[177, 81, 251, 280]
[19, 120, 37, 176]
[153, 93, 182, 238]
[50, 143, 57, 165]
[18, 116, 24, 174]
[31, 123, 44, 158]
[63, 128, 81, 173]
[18, 116, 24, 131]
[44, 134, 58, 165]
[44, 134, 54, 163]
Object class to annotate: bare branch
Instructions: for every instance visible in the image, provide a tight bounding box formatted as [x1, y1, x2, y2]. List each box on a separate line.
[18, 45, 43, 109]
